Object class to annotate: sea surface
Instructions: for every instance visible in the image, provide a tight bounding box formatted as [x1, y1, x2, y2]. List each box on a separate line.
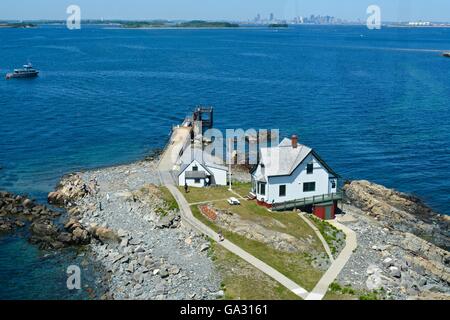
[0, 25, 449, 299]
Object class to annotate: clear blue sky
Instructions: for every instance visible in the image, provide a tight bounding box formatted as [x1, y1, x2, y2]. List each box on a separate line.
[1, 0, 449, 22]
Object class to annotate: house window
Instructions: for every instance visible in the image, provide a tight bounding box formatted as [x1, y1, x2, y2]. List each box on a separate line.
[331, 180, 336, 189]
[303, 182, 316, 192]
[307, 163, 314, 174]
[258, 182, 266, 196]
[194, 178, 201, 183]
[193, 165, 198, 171]
[279, 185, 286, 197]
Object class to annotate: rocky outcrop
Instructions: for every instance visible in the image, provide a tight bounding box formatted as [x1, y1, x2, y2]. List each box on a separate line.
[46, 161, 221, 300]
[208, 205, 314, 253]
[0, 190, 95, 249]
[337, 181, 449, 299]
[0, 191, 60, 234]
[394, 233, 450, 283]
[343, 180, 449, 251]
[48, 173, 93, 206]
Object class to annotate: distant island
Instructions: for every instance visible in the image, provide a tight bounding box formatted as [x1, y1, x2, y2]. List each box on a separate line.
[176, 20, 239, 28]
[0, 22, 36, 28]
[121, 20, 239, 29]
[121, 20, 169, 28]
[268, 23, 289, 28]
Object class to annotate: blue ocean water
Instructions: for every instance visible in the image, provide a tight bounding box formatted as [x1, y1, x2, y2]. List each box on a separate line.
[0, 25, 449, 298]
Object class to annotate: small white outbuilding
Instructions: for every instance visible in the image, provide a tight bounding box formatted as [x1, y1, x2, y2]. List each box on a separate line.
[178, 151, 228, 188]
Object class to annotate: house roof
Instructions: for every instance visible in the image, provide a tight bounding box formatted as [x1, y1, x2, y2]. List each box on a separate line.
[259, 138, 339, 178]
[178, 161, 213, 177]
[185, 171, 208, 179]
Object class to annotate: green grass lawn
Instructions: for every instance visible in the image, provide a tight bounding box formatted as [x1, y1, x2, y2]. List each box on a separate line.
[182, 182, 327, 294]
[179, 185, 234, 203]
[323, 291, 358, 300]
[213, 200, 323, 252]
[192, 205, 324, 291]
[210, 241, 301, 300]
[182, 184, 322, 252]
[159, 186, 179, 210]
[230, 182, 253, 198]
[323, 282, 377, 300]
[179, 182, 252, 204]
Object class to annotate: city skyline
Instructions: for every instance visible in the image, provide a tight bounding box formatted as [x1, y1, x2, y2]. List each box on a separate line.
[1, 0, 450, 22]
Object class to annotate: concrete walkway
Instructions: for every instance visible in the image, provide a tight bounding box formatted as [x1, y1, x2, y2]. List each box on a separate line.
[158, 127, 191, 172]
[298, 213, 335, 263]
[305, 220, 357, 300]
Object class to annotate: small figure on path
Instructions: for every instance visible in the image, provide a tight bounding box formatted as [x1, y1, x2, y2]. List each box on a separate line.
[184, 182, 189, 193]
[218, 230, 224, 242]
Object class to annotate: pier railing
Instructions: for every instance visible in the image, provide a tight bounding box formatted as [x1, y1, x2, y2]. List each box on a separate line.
[271, 192, 344, 212]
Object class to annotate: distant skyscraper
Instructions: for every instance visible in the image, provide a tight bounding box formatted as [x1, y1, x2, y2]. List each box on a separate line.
[255, 13, 261, 23]
[269, 13, 274, 22]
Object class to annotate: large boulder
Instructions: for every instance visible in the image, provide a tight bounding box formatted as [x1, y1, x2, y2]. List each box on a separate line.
[71, 227, 91, 244]
[48, 173, 88, 206]
[92, 226, 119, 243]
[30, 221, 59, 238]
[366, 273, 383, 291]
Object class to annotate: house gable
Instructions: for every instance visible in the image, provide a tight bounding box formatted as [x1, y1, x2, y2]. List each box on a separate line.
[178, 159, 211, 177]
[267, 152, 334, 203]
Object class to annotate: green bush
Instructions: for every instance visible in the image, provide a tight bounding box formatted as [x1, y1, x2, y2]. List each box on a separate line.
[359, 291, 379, 300]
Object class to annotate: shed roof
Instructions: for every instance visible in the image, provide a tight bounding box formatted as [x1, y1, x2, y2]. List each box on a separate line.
[185, 171, 208, 179]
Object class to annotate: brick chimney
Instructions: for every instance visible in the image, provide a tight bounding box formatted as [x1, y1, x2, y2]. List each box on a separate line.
[291, 135, 298, 148]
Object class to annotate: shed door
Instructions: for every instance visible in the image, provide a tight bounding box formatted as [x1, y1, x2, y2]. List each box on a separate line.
[325, 206, 332, 220]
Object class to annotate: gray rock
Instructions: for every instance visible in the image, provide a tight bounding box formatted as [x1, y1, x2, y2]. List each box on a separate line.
[120, 238, 129, 247]
[134, 245, 145, 253]
[155, 283, 167, 295]
[199, 243, 210, 252]
[417, 278, 427, 287]
[126, 261, 136, 273]
[383, 257, 394, 268]
[389, 266, 401, 278]
[160, 268, 169, 279]
[169, 266, 181, 275]
[133, 271, 144, 284]
[366, 274, 383, 290]
[212, 290, 225, 299]
[366, 265, 381, 275]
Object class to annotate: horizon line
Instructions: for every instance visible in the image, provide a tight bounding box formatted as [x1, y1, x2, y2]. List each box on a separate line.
[1, 18, 450, 24]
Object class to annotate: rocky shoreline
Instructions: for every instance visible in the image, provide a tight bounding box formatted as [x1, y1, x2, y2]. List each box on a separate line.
[0, 191, 95, 249]
[46, 160, 221, 300]
[1, 158, 448, 300]
[337, 181, 449, 300]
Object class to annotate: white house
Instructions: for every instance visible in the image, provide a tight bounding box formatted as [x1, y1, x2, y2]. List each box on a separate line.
[251, 135, 339, 207]
[178, 150, 228, 188]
